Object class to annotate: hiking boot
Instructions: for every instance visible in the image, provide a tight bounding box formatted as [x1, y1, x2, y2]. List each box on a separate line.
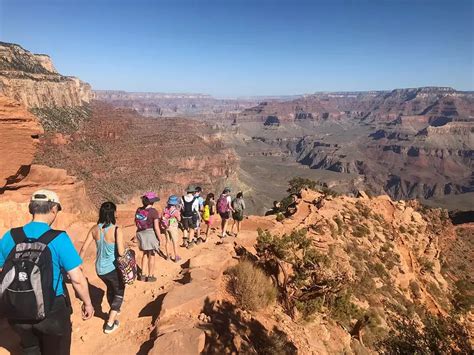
[104, 321, 119, 334]
[146, 275, 157, 282]
[186, 241, 195, 249]
[137, 274, 146, 281]
[195, 238, 202, 245]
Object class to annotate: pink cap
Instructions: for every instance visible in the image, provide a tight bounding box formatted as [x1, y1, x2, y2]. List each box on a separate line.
[143, 191, 160, 202]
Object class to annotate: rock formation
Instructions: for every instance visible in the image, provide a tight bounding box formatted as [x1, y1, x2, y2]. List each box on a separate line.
[0, 42, 92, 108]
[0, 94, 43, 188]
[231, 87, 474, 209]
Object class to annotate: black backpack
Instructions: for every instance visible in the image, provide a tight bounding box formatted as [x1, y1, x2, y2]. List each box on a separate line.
[0, 227, 63, 321]
[182, 196, 197, 218]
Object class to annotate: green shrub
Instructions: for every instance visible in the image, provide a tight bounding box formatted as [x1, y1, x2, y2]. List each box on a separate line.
[378, 312, 471, 354]
[353, 224, 370, 238]
[228, 259, 277, 311]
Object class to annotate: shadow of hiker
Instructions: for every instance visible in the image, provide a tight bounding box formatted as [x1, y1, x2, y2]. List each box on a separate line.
[89, 283, 107, 321]
[137, 293, 167, 354]
[199, 297, 297, 354]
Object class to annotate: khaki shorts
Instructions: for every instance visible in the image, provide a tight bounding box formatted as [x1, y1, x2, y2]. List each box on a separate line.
[166, 226, 179, 243]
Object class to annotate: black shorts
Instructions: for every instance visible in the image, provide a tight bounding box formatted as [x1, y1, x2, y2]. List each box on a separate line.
[219, 211, 230, 220]
[232, 211, 244, 221]
[182, 216, 197, 230]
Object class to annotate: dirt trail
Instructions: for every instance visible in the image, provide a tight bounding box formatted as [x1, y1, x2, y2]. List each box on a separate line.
[0, 221, 257, 355]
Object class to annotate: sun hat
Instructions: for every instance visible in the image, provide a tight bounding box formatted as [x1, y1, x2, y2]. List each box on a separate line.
[167, 195, 180, 206]
[186, 185, 197, 193]
[31, 189, 62, 211]
[143, 191, 160, 203]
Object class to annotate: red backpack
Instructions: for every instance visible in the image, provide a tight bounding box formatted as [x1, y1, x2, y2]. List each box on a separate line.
[217, 194, 230, 214]
[135, 208, 151, 230]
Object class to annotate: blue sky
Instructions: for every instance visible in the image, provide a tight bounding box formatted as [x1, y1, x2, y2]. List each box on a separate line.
[0, 0, 472, 97]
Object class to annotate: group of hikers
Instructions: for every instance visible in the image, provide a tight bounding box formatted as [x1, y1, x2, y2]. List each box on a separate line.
[0, 185, 245, 354]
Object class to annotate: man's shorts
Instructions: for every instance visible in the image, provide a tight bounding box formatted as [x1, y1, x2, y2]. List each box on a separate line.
[182, 216, 197, 230]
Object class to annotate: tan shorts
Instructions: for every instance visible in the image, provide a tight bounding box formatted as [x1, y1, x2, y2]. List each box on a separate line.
[166, 226, 179, 243]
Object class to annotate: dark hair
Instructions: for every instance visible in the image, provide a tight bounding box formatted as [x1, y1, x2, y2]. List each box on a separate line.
[28, 201, 57, 215]
[196, 186, 202, 193]
[141, 196, 153, 207]
[205, 193, 215, 205]
[98, 201, 117, 227]
[236, 192, 243, 199]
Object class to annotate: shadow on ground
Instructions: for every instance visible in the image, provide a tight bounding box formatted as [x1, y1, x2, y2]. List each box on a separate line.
[199, 298, 297, 354]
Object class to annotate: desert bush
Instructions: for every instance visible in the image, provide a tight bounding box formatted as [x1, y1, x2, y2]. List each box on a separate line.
[353, 224, 370, 238]
[355, 201, 372, 218]
[287, 177, 339, 197]
[419, 257, 434, 273]
[276, 212, 285, 222]
[409, 280, 422, 299]
[228, 259, 277, 311]
[378, 311, 471, 354]
[453, 279, 474, 313]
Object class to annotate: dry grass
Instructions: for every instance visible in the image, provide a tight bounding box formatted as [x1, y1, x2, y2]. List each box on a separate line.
[228, 259, 277, 311]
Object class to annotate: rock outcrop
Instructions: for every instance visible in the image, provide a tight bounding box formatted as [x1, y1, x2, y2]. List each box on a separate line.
[0, 42, 92, 108]
[0, 94, 43, 188]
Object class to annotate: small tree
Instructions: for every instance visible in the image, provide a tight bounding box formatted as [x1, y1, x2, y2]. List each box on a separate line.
[256, 228, 352, 319]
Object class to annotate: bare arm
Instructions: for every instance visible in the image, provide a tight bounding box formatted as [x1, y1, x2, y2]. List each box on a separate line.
[67, 266, 94, 320]
[115, 227, 125, 256]
[153, 218, 161, 238]
[79, 226, 96, 260]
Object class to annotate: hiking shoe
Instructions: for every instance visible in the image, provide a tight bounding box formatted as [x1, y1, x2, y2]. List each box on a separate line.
[186, 242, 195, 249]
[195, 238, 202, 245]
[146, 276, 157, 282]
[137, 274, 147, 281]
[104, 321, 119, 334]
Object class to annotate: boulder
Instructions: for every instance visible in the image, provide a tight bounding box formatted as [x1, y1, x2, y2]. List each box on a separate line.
[150, 328, 205, 355]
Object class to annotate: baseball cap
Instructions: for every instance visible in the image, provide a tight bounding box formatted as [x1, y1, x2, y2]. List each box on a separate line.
[31, 189, 62, 211]
[143, 191, 160, 203]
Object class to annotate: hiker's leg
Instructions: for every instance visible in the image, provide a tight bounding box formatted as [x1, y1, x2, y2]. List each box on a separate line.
[164, 230, 169, 258]
[237, 220, 242, 233]
[189, 228, 195, 243]
[10, 323, 40, 355]
[141, 251, 148, 277]
[221, 217, 225, 235]
[149, 252, 156, 277]
[34, 296, 72, 355]
[107, 271, 125, 326]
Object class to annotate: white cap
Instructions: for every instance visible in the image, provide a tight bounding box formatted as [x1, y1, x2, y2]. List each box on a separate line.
[31, 189, 62, 211]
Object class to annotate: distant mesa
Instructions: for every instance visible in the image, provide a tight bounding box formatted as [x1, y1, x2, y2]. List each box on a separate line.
[264, 115, 280, 126]
[0, 41, 92, 108]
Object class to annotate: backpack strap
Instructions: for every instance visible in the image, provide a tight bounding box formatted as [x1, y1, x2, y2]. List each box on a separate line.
[37, 229, 64, 245]
[10, 227, 27, 245]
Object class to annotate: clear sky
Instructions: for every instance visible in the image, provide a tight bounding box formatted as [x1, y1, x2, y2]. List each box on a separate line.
[0, 0, 472, 97]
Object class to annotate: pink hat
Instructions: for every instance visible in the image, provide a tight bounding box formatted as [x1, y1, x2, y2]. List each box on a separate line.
[143, 191, 160, 203]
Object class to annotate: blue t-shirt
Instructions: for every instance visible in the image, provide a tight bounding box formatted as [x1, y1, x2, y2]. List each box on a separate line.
[0, 221, 82, 296]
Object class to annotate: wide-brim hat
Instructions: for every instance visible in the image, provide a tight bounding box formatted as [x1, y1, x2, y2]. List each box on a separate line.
[186, 185, 197, 193]
[167, 195, 180, 206]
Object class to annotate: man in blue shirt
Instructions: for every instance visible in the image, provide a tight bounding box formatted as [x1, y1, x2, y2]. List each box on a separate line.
[0, 189, 93, 355]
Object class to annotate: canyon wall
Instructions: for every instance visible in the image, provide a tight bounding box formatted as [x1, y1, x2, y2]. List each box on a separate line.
[0, 42, 92, 108]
